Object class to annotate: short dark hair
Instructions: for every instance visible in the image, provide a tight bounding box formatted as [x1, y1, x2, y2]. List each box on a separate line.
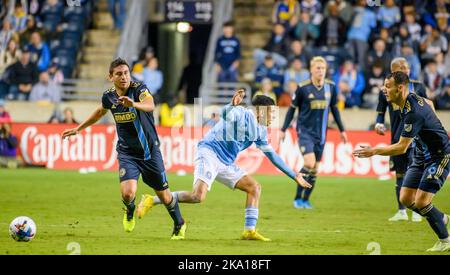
[252, 95, 276, 106]
[387, 71, 410, 86]
[223, 21, 234, 28]
[109, 58, 130, 75]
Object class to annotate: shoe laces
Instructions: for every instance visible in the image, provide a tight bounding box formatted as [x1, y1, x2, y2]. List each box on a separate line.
[172, 222, 185, 235]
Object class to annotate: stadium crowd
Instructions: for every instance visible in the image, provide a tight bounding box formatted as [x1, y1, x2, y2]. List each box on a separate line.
[214, 0, 450, 110]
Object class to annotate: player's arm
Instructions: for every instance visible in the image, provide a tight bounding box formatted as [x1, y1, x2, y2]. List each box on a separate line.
[221, 88, 245, 122]
[62, 105, 108, 138]
[118, 88, 155, 112]
[353, 136, 414, 157]
[374, 89, 388, 135]
[280, 86, 300, 140]
[330, 84, 347, 142]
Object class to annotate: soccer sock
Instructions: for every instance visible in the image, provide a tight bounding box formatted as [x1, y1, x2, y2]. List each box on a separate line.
[418, 204, 449, 240]
[395, 176, 406, 210]
[295, 167, 311, 200]
[244, 207, 259, 231]
[153, 192, 179, 205]
[122, 198, 135, 218]
[303, 173, 317, 201]
[164, 193, 184, 226]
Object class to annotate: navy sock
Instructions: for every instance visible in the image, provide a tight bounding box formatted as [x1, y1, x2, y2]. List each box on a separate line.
[122, 198, 135, 219]
[296, 167, 311, 199]
[396, 176, 406, 210]
[165, 193, 184, 226]
[303, 174, 317, 201]
[418, 204, 449, 240]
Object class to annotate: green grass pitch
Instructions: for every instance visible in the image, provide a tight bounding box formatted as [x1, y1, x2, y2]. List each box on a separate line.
[0, 168, 449, 255]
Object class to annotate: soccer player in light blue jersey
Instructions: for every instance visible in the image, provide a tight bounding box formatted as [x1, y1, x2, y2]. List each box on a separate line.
[137, 89, 311, 241]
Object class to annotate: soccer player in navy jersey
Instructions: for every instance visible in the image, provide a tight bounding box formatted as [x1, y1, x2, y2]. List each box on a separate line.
[280, 56, 347, 209]
[375, 57, 428, 222]
[62, 58, 186, 240]
[138, 89, 311, 241]
[354, 71, 450, 252]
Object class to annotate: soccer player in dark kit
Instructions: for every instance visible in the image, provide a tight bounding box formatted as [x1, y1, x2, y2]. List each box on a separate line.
[354, 71, 450, 252]
[62, 58, 186, 240]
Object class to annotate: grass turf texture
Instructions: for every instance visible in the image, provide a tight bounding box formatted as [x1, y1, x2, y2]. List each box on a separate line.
[1, 168, 449, 255]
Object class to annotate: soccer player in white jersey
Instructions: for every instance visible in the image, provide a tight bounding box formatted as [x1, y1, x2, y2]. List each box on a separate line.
[137, 89, 311, 241]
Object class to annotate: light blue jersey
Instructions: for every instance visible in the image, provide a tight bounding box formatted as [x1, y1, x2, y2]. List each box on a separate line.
[198, 104, 297, 180]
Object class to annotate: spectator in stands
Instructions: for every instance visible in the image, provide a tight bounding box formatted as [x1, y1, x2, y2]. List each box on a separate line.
[0, 99, 11, 122]
[254, 54, 284, 96]
[132, 46, 154, 81]
[400, 41, 421, 80]
[47, 59, 64, 85]
[254, 23, 289, 68]
[318, 1, 347, 48]
[203, 109, 220, 127]
[29, 71, 61, 103]
[0, 39, 21, 77]
[253, 77, 277, 104]
[377, 0, 401, 30]
[26, 31, 50, 72]
[283, 58, 309, 91]
[366, 39, 392, 73]
[214, 21, 240, 83]
[420, 26, 448, 62]
[435, 52, 447, 77]
[0, 121, 20, 168]
[323, 0, 353, 25]
[39, 0, 64, 32]
[333, 59, 365, 108]
[0, 19, 19, 51]
[0, 0, 9, 22]
[9, 2, 27, 33]
[392, 24, 414, 57]
[27, 0, 43, 17]
[363, 61, 385, 109]
[436, 79, 450, 110]
[292, 11, 319, 48]
[159, 96, 185, 127]
[379, 27, 395, 53]
[178, 51, 202, 104]
[61, 107, 78, 124]
[272, 0, 300, 28]
[278, 79, 297, 107]
[286, 39, 309, 65]
[346, 0, 376, 70]
[299, 0, 322, 26]
[108, 0, 126, 31]
[19, 15, 46, 48]
[404, 12, 421, 45]
[7, 50, 39, 100]
[142, 57, 163, 97]
[423, 60, 445, 101]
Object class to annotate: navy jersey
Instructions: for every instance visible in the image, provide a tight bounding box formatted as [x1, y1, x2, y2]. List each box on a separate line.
[401, 93, 450, 159]
[291, 79, 340, 143]
[377, 80, 427, 143]
[101, 81, 159, 160]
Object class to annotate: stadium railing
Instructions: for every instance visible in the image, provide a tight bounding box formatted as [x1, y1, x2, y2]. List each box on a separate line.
[61, 78, 111, 101]
[201, 82, 252, 106]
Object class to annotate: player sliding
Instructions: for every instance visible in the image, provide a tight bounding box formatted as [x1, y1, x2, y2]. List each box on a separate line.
[137, 89, 311, 241]
[354, 71, 450, 252]
[280, 56, 347, 209]
[375, 57, 428, 222]
[62, 58, 186, 240]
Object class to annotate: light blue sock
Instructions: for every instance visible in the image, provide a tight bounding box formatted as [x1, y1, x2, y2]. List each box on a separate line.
[245, 207, 259, 231]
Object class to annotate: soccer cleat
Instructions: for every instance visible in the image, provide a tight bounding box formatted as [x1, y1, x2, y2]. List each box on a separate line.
[137, 194, 154, 219]
[123, 208, 135, 232]
[426, 241, 450, 252]
[293, 199, 304, 209]
[171, 222, 187, 240]
[241, 230, 271, 241]
[388, 211, 408, 221]
[302, 200, 313, 209]
[411, 211, 423, 222]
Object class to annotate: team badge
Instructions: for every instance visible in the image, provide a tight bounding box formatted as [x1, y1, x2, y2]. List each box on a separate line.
[206, 171, 212, 180]
[308, 93, 314, 99]
[139, 89, 152, 102]
[119, 168, 126, 177]
[389, 160, 394, 169]
[404, 124, 412, 132]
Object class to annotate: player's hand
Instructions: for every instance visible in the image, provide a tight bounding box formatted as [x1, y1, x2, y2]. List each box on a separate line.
[279, 131, 286, 143]
[118, 96, 135, 108]
[295, 173, 312, 188]
[374, 123, 386, 136]
[340, 131, 348, 144]
[353, 145, 374, 158]
[231, 88, 245, 106]
[62, 128, 79, 139]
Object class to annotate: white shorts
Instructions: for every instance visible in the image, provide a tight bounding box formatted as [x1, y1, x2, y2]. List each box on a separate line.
[193, 147, 247, 191]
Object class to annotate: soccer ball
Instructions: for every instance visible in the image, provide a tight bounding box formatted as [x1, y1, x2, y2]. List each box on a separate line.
[9, 216, 36, 242]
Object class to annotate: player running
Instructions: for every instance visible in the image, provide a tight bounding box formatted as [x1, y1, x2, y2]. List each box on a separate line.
[62, 58, 186, 240]
[137, 89, 311, 241]
[375, 57, 427, 222]
[280, 56, 347, 209]
[354, 71, 450, 252]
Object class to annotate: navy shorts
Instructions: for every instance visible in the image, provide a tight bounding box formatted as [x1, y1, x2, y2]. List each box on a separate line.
[403, 154, 450, 194]
[298, 133, 324, 162]
[389, 148, 412, 175]
[118, 148, 169, 191]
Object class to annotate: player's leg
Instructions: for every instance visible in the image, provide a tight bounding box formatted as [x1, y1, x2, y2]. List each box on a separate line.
[118, 157, 140, 232]
[295, 138, 316, 208]
[388, 156, 409, 221]
[302, 144, 323, 209]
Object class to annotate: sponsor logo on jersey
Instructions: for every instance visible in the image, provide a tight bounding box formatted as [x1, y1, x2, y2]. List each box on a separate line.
[114, 112, 137, 123]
